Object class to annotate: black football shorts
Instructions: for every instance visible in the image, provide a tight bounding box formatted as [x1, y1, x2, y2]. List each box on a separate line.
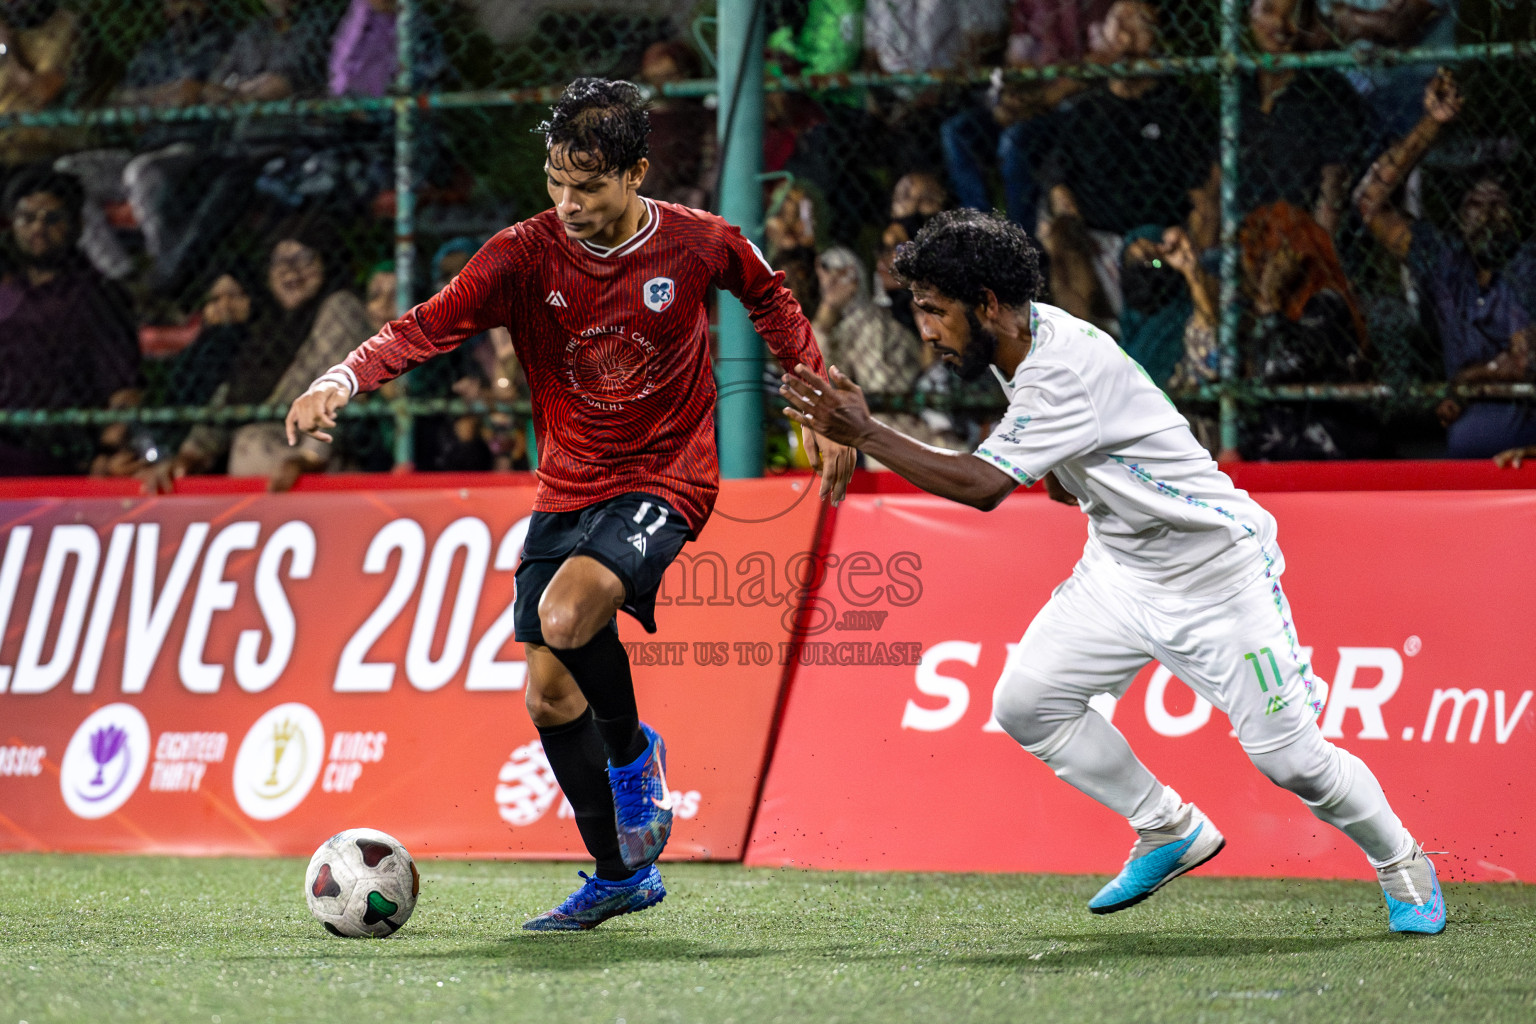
[512, 491, 692, 645]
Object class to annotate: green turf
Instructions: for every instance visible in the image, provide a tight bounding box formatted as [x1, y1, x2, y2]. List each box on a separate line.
[1, 856, 1532, 1024]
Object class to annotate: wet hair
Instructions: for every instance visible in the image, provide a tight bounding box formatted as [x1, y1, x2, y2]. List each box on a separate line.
[536, 77, 650, 176]
[2, 165, 85, 225]
[892, 209, 1044, 309]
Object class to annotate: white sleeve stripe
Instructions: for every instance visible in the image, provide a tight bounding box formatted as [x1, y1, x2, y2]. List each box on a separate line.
[310, 366, 356, 398]
[973, 447, 1037, 487]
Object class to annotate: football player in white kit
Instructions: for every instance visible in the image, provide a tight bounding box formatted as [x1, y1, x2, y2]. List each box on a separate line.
[779, 210, 1445, 933]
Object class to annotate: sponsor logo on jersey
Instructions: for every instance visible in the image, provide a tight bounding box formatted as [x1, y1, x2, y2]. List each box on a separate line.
[643, 276, 675, 313]
[546, 290, 568, 307]
[495, 739, 562, 826]
[232, 703, 325, 820]
[626, 531, 647, 556]
[60, 704, 150, 819]
[564, 328, 659, 408]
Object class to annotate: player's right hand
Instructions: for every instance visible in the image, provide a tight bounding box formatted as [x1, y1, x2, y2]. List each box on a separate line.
[286, 383, 350, 445]
[1494, 446, 1533, 469]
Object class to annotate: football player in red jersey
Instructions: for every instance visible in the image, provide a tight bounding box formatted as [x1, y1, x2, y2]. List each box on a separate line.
[287, 78, 854, 930]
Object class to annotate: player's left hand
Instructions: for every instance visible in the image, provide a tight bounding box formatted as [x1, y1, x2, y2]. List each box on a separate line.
[1042, 471, 1078, 505]
[802, 427, 855, 505]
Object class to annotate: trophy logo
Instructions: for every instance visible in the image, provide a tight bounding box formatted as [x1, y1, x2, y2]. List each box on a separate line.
[61, 705, 150, 819]
[233, 704, 325, 821]
[89, 725, 128, 788]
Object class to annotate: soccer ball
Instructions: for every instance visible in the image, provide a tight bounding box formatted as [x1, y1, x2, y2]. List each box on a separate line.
[304, 828, 420, 937]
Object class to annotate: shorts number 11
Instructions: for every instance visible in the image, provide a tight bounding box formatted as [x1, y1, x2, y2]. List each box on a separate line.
[1243, 647, 1284, 692]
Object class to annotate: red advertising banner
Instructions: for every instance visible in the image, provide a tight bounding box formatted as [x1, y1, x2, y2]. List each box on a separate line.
[747, 490, 1536, 882]
[0, 478, 823, 860]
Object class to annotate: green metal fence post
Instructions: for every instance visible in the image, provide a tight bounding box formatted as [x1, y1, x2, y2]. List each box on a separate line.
[1218, 0, 1243, 457]
[716, 0, 766, 479]
[393, 0, 419, 468]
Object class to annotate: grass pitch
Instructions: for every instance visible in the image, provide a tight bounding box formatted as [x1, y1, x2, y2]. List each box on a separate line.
[1, 856, 1532, 1024]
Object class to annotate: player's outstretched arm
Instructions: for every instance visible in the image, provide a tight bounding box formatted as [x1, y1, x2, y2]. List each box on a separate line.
[781, 365, 1016, 511]
[285, 382, 350, 445]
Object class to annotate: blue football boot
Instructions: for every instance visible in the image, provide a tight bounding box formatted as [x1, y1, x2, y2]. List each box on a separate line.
[522, 866, 666, 931]
[609, 722, 673, 871]
[1378, 844, 1446, 935]
[1089, 804, 1226, 914]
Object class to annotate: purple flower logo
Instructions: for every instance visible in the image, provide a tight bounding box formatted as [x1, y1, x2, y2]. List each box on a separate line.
[89, 725, 128, 786]
[62, 704, 149, 818]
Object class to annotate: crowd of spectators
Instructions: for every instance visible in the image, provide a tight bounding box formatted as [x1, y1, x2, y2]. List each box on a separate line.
[1, 0, 1533, 483]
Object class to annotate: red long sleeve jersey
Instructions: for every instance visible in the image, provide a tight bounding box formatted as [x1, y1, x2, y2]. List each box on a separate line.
[337, 199, 826, 533]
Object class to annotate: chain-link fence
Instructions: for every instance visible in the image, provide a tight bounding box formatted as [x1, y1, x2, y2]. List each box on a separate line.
[0, 0, 1533, 482]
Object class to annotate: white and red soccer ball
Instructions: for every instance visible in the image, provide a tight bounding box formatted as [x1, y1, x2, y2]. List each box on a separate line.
[304, 827, 419, 937]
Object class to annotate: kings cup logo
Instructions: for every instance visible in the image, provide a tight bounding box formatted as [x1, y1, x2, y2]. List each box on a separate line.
[60, 704, 150, 819]
[232, 703, 325, 820]
[643, 276, 675, 313]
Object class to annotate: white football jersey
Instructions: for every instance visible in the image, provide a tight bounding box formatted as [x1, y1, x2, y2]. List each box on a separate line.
[973, 303, 1281, 593]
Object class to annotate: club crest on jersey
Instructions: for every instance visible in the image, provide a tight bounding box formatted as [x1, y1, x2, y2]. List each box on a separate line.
[643, 277, 675, 313]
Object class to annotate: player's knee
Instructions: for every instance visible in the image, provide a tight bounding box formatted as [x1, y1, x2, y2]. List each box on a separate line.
[1249, 732, 1339, 804]
[538, 601, 593, 651]
[990, 669, 1070, 747]
[524, 678, 585, 729]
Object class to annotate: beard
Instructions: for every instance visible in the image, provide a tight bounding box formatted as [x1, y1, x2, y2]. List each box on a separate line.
[1468, 227, 1523, 270]
[18, 236, 75, 271]
[953, 309, 1001, 382]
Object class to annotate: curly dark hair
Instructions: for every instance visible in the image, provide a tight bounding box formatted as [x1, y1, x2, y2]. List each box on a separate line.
[536, 77, 650, 176]
[892, 209, 1044, 309]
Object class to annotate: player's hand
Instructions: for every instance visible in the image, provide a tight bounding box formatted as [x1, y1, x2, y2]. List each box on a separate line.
[802, 428, 855, 505]
[1493, 446, 1533, 469]
[1424, 69, 1461, 125]
[780, 364, 873, 448]
[1042, 471, 1078, 506]
[286, 382, 350, 445]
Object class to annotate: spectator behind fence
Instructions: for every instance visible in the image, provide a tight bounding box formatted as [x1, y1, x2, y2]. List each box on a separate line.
[1119, 224, 1204, 390]
[767, 0, 864, 76]
[634, 40, 715, 210]
[863, 1, 1010, 177]
[764, 179, 827, 263]
[941, 0, 1113, 227]
[1356, 71, 1536, 459]
[811, 245, 952, 463]
[393, 238, 524, 473]
[1120, 224, 1223, 453]
[54, 0, 239, 289]
[0, 167, 140, 476]
[863, 0, 1009, 74]
[163, 267, 259, 409]
[329, 0, 449, 97]
[1221, 0, 1369, 236]
[157, 215, 371, 491]
[207, 0, 335, 104]
[1313, 0, 1458, 141]
[1036, 1, 1215, 331]
[1239, 201, 1379, 460]
[874, 174, 950, 334]
[0, 0, 83, 173]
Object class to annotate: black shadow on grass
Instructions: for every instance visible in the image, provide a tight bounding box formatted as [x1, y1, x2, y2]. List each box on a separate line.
[225, 936, 776, 971]
[941, 931, 1393, 969]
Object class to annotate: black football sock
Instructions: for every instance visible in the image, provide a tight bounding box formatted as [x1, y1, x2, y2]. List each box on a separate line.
[549, 628, 648, 765]
[535, 709, 630, 881]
